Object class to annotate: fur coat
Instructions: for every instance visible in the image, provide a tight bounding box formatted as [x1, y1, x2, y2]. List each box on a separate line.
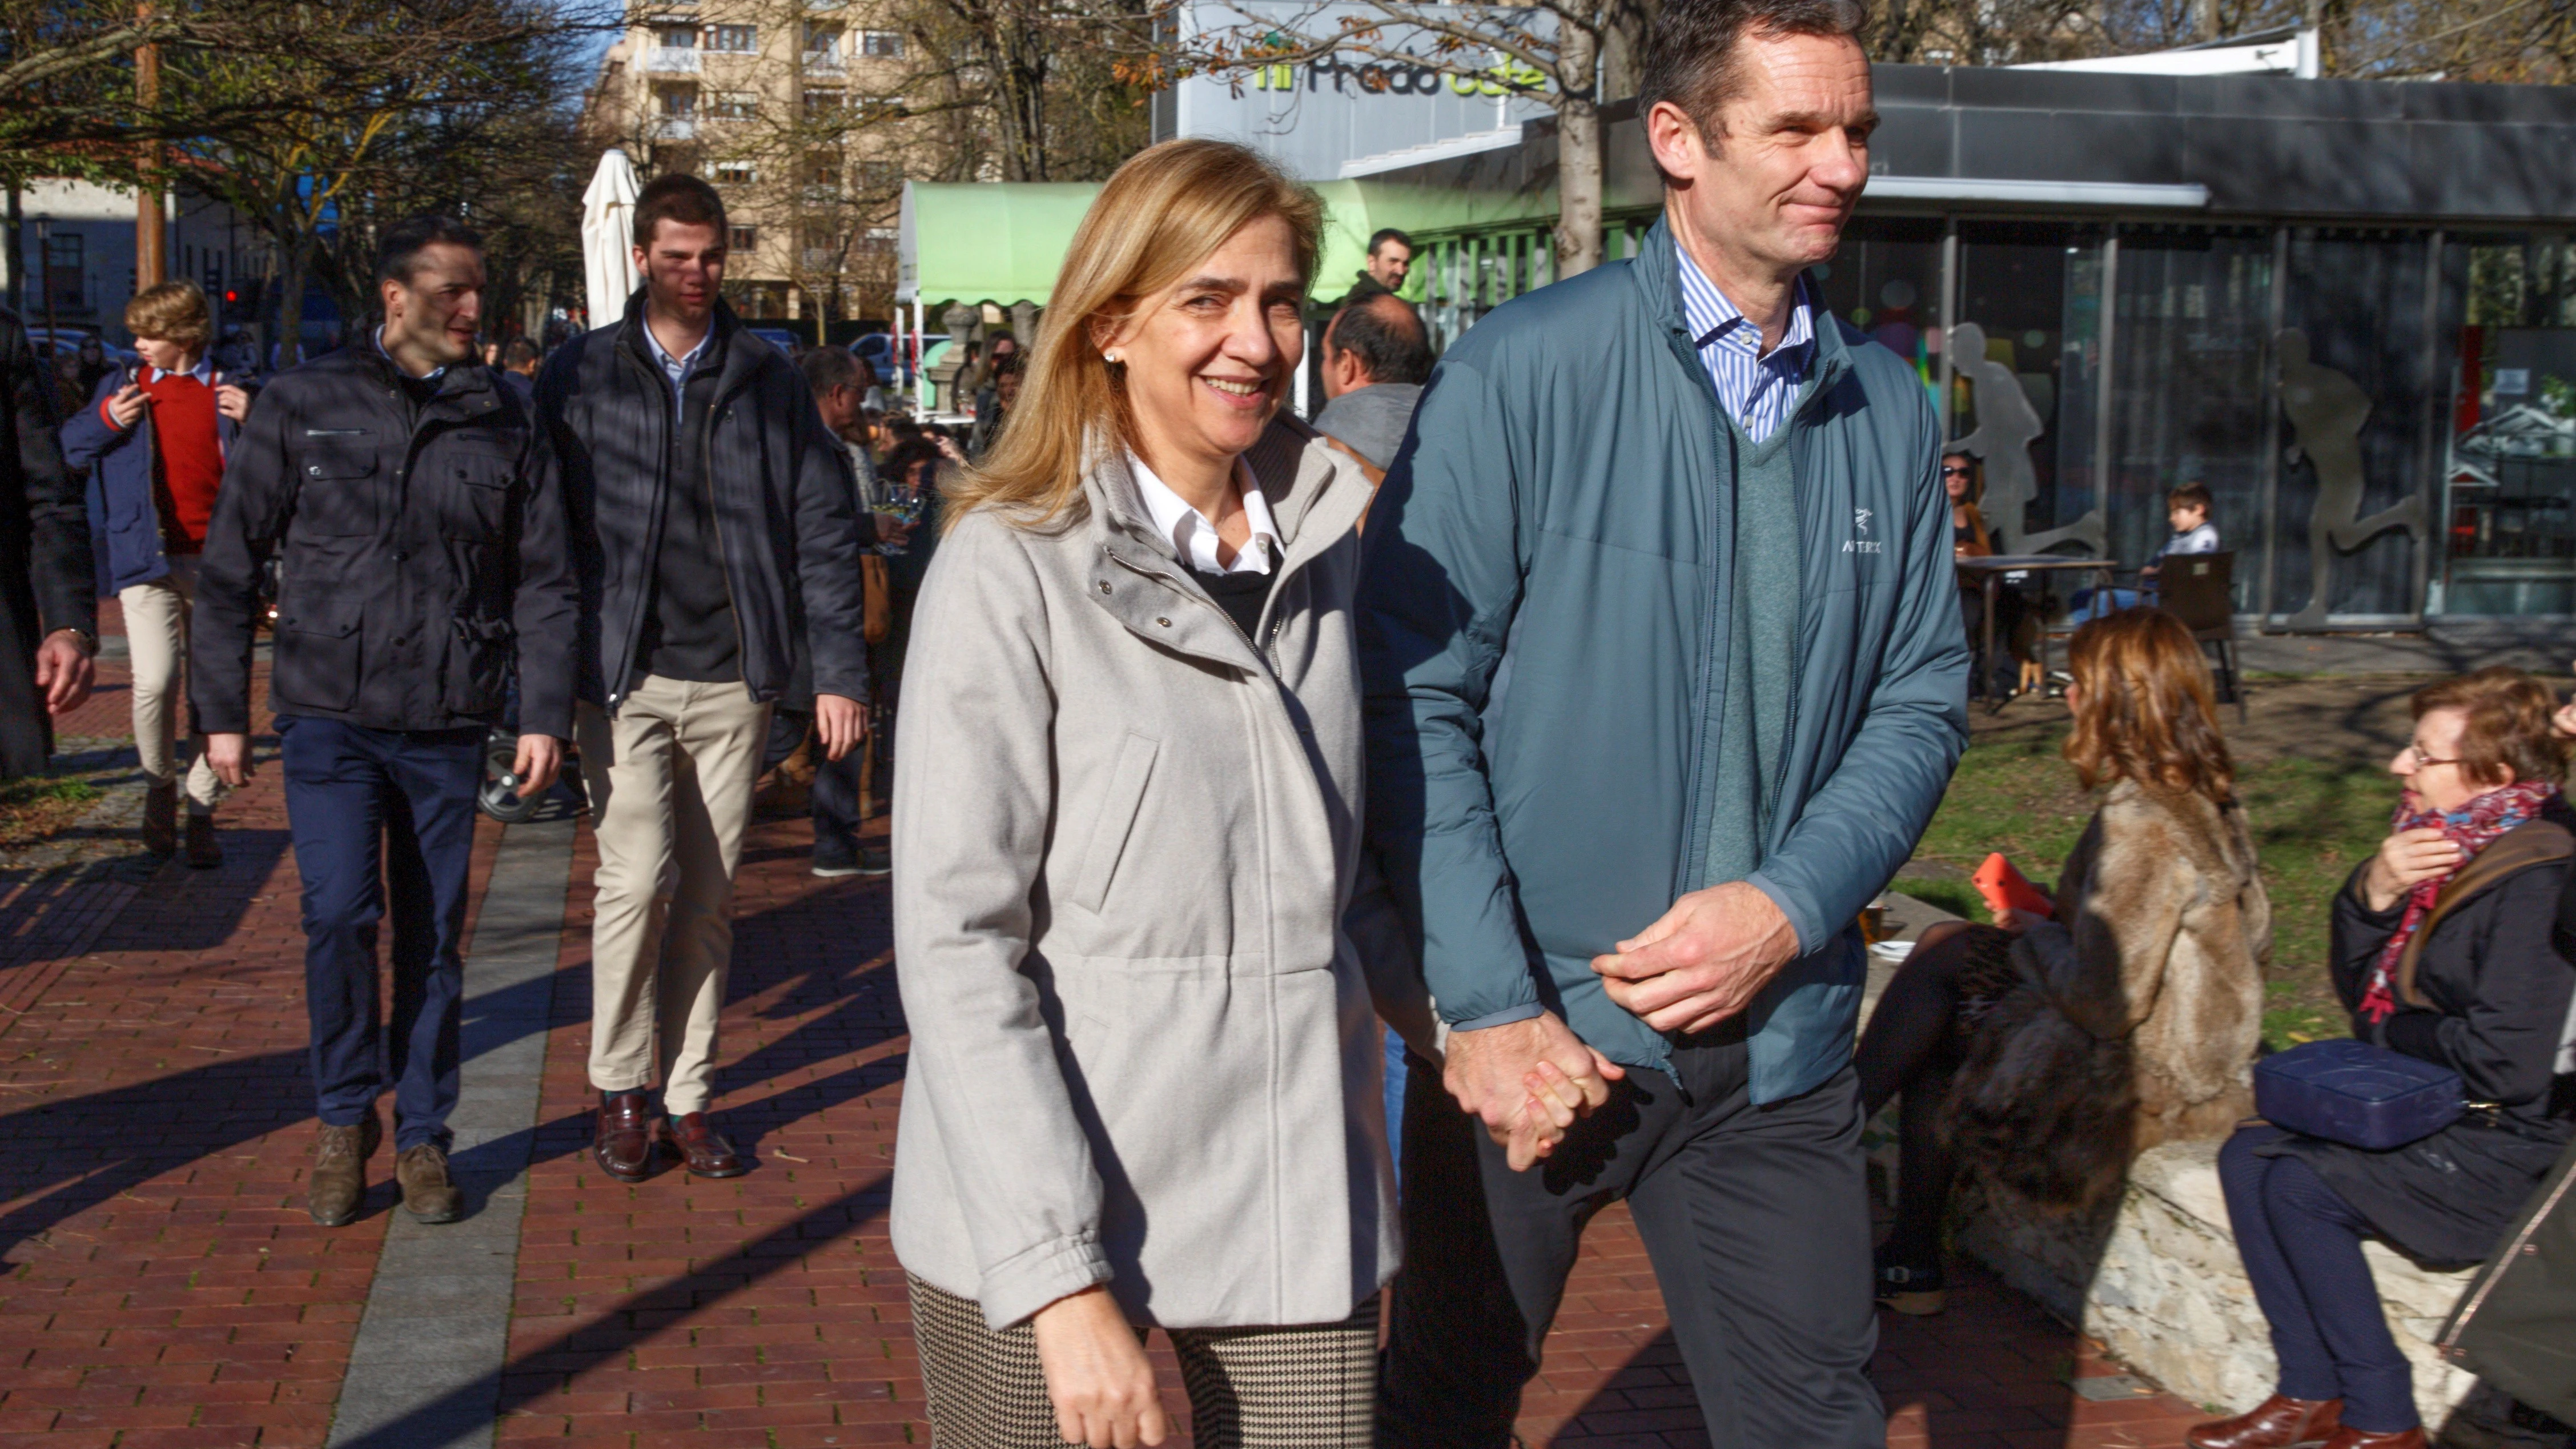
[1944, 780, 2273, 1212]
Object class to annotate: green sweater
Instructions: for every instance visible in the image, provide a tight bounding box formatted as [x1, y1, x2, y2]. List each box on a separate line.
[1704, 409, 1806, 889]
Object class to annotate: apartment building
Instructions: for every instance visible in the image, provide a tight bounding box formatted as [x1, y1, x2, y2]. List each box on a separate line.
[584, 0, 915, 332]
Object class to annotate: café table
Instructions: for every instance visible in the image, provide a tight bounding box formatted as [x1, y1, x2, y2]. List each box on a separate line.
[1955, 554, 2121, 715]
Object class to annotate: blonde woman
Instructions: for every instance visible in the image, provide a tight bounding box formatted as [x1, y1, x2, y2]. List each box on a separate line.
[889, 140, 1426, 1448]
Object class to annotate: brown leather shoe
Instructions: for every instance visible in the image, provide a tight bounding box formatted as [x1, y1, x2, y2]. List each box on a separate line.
[142, 781, 178, 856]
[661, 1113, 748, 1177]
[183, 813, 222, 870]
[308, 1113, 382, 1227]
[2187, 1395, 2344, 1449]
[2316, 1429, 2425, 1449]
[394, 1142, 463, 1224]
[594, 1091, 655, 1181]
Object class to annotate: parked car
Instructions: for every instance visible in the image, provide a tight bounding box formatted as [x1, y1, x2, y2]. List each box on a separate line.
[26, 328, 136, 366]
[745, 326, 804, 353]
[853, 330, 945, 391]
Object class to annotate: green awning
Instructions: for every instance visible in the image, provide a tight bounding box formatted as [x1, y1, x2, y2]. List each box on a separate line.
[895, 175, 1556, 310]
[897, 182, 1105, 308]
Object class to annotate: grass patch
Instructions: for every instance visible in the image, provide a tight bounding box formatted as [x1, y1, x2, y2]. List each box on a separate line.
[1911, 724, 2387, 1049]
[1888, 876, 1982, 922]
[0, 774, 101, 852]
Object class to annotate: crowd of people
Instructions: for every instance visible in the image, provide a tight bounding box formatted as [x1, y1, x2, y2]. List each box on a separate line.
[0, 0, 2569, 1443]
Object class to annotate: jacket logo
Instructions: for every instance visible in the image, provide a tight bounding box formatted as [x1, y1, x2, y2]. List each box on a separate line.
[1843, 506, 1883, 555]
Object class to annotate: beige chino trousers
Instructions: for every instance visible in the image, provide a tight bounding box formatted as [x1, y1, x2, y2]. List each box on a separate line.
[120, 555, 227, 813]
[577, 673, 773, 1117]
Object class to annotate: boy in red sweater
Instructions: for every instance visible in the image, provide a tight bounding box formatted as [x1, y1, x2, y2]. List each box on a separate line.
[63, 283, 250, 865]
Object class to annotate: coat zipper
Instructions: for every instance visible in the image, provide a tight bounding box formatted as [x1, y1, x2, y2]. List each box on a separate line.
[610, 341, 676, 711]
[701, 371, 752, 675]
[2437, 1152, 2575, 1356]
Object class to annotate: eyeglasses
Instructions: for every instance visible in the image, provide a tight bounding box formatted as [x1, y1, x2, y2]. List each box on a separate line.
[2399, 742, 2461, 768]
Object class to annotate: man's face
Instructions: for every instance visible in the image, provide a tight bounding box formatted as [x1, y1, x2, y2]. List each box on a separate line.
[381, 242, 487, 370]
[634, 219, 726, 323]
[816, 380, 862, 435]
[1655, 31, 1874, 278]
[1368, 241, 1412, 290]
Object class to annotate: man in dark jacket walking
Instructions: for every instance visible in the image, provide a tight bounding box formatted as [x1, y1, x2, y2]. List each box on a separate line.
[535, 174, 871, 1185]
[0, 305, 95, 779]
[1361, 0, 1967, 1442]
[195, 214, 575, 1230]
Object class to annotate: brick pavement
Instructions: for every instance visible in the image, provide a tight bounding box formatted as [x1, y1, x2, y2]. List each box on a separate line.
[2, 665, 2224, 1448]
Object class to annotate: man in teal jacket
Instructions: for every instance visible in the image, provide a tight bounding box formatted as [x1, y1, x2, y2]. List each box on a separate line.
[1359, 0, 1968, 1440]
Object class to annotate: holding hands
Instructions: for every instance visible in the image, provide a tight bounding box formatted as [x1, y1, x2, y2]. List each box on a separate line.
[1443, 1014, 1625, 1170]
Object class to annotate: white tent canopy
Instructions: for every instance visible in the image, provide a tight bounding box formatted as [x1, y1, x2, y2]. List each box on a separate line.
[581, 149, 641, 330]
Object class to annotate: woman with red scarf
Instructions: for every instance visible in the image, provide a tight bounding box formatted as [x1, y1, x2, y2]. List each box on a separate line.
[2190, 668, 2576, 1449]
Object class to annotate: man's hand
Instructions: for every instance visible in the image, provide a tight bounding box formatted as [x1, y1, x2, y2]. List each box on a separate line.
[214, 383, 252, 423]
[870, 511, 914, 546]
[206, 732, 254, 788]
[1592, 882, 1801, 1037]
[1031, 1286, 1168, 1449]
[814, 693, 866, 761]
[35, 631, 94, 714]
[1443, 1013, 1625, 1171]
[511, 734, 563, 801]
[105, 384, 146, 428]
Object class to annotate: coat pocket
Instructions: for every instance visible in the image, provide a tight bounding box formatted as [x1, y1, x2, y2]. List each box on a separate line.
[294, 449, 380, 537]
[271, 605, 362, 712]
[1068, 732, 1158, 916]
[444, 615, 514, 717]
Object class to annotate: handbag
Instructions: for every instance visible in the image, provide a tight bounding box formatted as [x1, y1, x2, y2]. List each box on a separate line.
[2253, 1038, 2464, 1150]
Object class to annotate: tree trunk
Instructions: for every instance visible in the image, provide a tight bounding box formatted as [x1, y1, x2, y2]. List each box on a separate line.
[275, 238, 308, 368]
[1553, 91, 1604, 276]
[5, 184, 21, 315]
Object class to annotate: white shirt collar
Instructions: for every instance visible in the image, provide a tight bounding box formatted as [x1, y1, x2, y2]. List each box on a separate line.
[144, 352, 218, 386]
[1128, 452, 1280, 577]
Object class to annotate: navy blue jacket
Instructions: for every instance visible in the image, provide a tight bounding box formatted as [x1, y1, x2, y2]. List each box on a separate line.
[1357, 218, 1970, 1102]
[62, 364, 244, 595]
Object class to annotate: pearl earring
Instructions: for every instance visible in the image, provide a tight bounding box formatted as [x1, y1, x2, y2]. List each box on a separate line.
[1104, 350, 1122, 364]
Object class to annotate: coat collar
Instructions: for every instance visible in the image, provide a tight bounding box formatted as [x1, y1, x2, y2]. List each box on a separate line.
[1082, 414, 1371, 668]
[617, 287, 766, 405]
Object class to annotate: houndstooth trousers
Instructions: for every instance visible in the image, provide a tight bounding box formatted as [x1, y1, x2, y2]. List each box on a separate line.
[907, 1275, 1379, 1448]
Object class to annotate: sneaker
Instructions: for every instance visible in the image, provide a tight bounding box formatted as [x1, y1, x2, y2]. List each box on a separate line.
[394, 1142, 463, 1224]
[857, 841, 891, 877]
[1874, 1249, 1947, 1316]
[812, 839, 863, 878]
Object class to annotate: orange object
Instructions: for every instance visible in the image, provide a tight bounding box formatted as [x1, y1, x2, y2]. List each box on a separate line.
[1972, 853, 2055, 920]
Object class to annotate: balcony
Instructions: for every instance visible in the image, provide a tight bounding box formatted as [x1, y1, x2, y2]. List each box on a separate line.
[645, 47, 701, 72]
[802, 49, 844, 71]
[652, 117, 698, 139]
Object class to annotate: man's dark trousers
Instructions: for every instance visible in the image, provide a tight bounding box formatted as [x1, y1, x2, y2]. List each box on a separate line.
[279, 715, 483, 1153]
[763, 709, 862, 850]
[1380, 1032, 1883, 1448]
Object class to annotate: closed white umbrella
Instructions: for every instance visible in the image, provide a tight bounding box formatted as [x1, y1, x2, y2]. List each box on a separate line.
[581, 148, 641, 330]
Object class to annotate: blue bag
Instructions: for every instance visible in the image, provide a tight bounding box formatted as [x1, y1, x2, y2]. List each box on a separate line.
[2253, 1039, 2464, 1150]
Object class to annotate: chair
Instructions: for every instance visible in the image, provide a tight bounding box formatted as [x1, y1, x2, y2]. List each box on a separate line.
[2157, 551, 2245, 722]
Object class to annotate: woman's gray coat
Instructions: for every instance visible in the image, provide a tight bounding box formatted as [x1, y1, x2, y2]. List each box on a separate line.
[889, 415, 1421, 1332]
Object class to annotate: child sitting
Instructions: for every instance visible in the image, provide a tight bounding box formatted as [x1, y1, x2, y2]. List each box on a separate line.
[2069, 481, 2220, 624]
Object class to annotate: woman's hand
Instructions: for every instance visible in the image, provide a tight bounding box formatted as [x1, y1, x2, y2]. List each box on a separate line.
[1992, 905, 2050, 936]
[2554, 660, 2576, 739]
[1031, 1286, 1168, 1448]
[2362, 826, 2460, 913]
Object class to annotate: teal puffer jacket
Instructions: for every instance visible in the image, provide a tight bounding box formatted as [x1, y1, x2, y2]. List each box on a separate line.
[1358, 218, 1970, 1102]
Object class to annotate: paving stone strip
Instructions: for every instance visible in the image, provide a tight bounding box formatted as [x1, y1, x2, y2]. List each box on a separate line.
[324, 815, 574, 1449]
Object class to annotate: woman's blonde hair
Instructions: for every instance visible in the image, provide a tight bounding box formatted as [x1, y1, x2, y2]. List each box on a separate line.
[943, 139, 1324, 532]
[2062, 607, 2235, 806]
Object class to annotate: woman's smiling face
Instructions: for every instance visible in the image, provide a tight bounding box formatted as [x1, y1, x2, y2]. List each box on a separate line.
[1097, 214, 1305, 475]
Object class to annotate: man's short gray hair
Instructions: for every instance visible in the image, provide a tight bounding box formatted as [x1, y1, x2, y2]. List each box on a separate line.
[1637, 0, 1867, 141]
[801, 344, 861, 396]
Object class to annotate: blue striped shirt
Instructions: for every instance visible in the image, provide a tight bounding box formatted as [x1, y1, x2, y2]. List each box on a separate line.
[1677, 250, 1815, 445]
